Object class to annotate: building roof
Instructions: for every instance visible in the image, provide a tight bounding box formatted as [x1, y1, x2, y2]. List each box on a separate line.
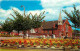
[42, 20, 66, 29]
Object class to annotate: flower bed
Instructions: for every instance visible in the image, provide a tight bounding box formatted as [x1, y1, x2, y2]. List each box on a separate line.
[0, 39, 80, 49]
[0, 33, 20, 37]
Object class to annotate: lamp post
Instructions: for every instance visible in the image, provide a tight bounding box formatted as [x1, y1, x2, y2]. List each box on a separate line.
[21, 5, 25, 17]
[52, 27, 54, 38]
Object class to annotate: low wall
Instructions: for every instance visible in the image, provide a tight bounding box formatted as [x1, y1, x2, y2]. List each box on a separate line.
[0, 37, 23, 40]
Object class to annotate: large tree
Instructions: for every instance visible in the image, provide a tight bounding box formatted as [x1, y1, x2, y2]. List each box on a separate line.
[10, 9, 32, 35]
[1, 8, 45, 38]
[9, 9, 45, 38]
[62, 5, 80, 29]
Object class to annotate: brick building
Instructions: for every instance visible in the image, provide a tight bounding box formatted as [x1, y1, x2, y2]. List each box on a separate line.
[26, 11, 72, 38]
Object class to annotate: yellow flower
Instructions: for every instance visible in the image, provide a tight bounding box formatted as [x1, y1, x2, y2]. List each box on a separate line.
[21, 40, 24, 42]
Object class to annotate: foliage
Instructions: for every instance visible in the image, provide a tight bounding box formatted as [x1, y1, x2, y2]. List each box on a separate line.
[62, 5, 80, 29]
[30, 11, 45, 28]
[10, 9, 30, 33]
[11, 9, 45, 31]
[0, 22, 3, 31]
[1, 8, 45, 36]
[1, 18, 13, 34]
[11, 9, 44, 30]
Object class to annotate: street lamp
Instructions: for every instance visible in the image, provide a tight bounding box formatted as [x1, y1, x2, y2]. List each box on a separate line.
[52, 27, 54, 38]
[21, 5, 25, 17]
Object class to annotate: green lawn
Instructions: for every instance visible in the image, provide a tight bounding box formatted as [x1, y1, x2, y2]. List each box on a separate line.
[0, 48, 57, 51]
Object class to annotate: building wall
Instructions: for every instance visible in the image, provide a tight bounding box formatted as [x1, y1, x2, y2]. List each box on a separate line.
[62, 19, 72, 37]
[41, 19, 72, 38]
[28, 19, 72, 38]
[53, 19, 72, 38]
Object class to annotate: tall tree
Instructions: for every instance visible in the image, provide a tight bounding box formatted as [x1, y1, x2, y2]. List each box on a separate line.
[9, 9, 45, 38]
[1, 18, 13, 34]
[10, 9, 32, 35]
[62, 5, 80, 29]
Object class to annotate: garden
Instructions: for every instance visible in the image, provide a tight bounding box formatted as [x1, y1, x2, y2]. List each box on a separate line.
[0, 4, 80, 51]
[0, 38, 80, 49]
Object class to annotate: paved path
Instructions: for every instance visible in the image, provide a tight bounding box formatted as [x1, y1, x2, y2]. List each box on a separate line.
[0, 37, 23, 40]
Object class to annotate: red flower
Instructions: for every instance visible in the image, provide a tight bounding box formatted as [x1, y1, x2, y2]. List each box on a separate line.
[19, 41, 21, 44]
[78, 46, 80, 48]
[24, 40, 27, 44]
[49, 40, 52, 43]
[76, 41, 78, 44]
[12, 41, 15, 44]
[2, 41, 4, 44]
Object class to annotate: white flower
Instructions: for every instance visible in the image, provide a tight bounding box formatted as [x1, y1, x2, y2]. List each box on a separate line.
[19, 45, 22, 48]
[51, 46, 55, 49]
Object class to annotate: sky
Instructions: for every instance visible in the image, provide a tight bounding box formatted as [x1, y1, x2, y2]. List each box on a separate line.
[0, 0, 80, 30]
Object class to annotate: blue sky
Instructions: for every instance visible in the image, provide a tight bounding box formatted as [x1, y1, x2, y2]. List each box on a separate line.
[1, 1, 43, 10]
[0, 0, 80, 30]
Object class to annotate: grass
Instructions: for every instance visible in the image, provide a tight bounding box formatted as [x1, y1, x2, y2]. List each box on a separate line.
[0, 48, 56, 51]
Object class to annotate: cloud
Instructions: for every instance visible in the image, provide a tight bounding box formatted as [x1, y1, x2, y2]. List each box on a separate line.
[40, 0, 80, 30]
[0, 7, 45, 22]
[0, 7, 24, 22]
[0, 7, 59, 23]
[0, 0, 80, 22]
[0, 0, 2, 1]
[41, 0, 80, 9]
[0, 7, 57, 22]
[27, 8, 62, 21]
[40, 0, 80, 20]
[0, 19, 5, 22]
[27, 10, 41, 15]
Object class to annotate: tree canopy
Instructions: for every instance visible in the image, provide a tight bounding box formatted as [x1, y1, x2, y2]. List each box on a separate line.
[62, 5, 80, 29]
[1, 18, 13, 33]
[1, 8, 45, 35]
[30, 11, 45, 28]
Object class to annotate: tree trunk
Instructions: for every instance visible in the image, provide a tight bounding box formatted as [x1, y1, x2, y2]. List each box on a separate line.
[18, 30, 19, 36]
[8, 31, 11, 35]
[36, 28, 38, 33]
[23, 30, 26, 39]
